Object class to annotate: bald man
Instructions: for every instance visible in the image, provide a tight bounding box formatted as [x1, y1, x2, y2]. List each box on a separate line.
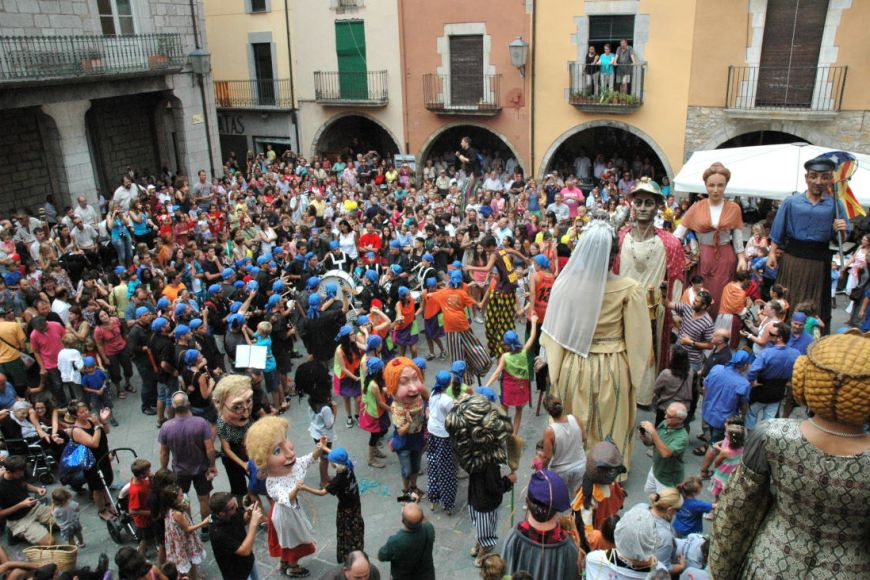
[377, 504, 435, 580]
[639, 402, 689, 492]
[700, 328, 733, 379]
[319, 550, 382, 580]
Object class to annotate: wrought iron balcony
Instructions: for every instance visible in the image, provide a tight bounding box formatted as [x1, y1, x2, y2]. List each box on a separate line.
[726, 65, 847, 114]
[214, 79, 294, 109]
[568, 62, 646, 113]
[0, 34, 185, 84]
[423, 74, 501, 115]
[313, 71, 388, 106]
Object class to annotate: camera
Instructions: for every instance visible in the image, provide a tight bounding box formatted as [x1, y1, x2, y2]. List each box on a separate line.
[638, 426, 647, 436]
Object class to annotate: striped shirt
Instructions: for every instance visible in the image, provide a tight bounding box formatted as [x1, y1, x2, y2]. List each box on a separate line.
[674, 303, 714, 368]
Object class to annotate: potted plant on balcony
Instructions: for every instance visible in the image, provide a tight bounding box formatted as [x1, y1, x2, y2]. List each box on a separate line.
[149, 36, 176, 69]
[80, 48, 103, 71]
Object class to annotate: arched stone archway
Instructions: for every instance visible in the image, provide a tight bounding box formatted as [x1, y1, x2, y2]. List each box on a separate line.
[695, 120, 827, 153]
[538, 120, 673, 180]
[310, 112, 402, 158]
[417, 122, 525, 178]
[716, 130, 810, 149]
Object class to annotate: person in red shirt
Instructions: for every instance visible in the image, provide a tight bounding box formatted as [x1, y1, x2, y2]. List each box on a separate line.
[29, 316, 67, 405]
[127, 458, 153, 557]
[359, 222, 383, 255]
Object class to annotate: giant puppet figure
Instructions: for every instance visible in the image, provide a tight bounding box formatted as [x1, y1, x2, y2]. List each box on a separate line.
[540, 216, 651, 472]
[612, 178, 685, 406]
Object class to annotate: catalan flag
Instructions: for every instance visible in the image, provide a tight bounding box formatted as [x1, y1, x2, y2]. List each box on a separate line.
[818, 151, 867, 219]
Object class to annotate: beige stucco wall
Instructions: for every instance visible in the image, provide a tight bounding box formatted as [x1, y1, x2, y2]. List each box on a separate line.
[533, 0, 697, 178]
[292, 0, 405, 156]
[204, 0, 294, 83]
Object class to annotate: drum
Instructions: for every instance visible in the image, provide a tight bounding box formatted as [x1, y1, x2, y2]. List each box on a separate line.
[321, 269, 363, 296]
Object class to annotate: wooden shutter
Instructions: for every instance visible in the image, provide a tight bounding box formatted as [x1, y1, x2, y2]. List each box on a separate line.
[756, 0, 829, 107]
[335, 20, 367, 99]
[449, 35, 484, 106]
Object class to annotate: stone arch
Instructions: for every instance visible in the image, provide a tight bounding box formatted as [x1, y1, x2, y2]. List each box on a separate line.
[417, 122, 526, 177]
[538, 120, 673, 180]
[310, 112, 402, 157]
[697, 120, 828, 153]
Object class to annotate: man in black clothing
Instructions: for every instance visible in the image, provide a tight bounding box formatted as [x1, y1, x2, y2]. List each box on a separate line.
[0, 456, 53, 545]
[127, 306, 157, 415]
[149, 316, 178, 425]
[208, 492, 263, 580]
[456, 136, 482, 180]
[192, 317, 225, 375]
[301, 287, 349, 365]
[700, 328, 732, 379]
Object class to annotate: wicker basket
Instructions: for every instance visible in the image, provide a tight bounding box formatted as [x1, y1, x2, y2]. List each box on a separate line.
[23, 544, 78, 572]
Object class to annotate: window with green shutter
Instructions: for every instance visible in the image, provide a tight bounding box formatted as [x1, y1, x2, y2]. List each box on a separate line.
[335, 20, 367, 100]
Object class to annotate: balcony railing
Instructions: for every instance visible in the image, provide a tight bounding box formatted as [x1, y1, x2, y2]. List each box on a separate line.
[0, 34, 185, 83]
[726, 65, 847, 113]
[423, 73, 501, 115]
[215, 79, 294, 109]
[314, 71, 388, 106]
[568, 62, 646, 113]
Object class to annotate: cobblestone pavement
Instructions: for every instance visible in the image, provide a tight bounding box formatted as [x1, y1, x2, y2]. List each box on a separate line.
[3, 309, 839, 579]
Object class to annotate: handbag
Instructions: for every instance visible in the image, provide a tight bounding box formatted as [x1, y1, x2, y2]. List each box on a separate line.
[60, 434, 96, 472]
[0, 334, 35, 368]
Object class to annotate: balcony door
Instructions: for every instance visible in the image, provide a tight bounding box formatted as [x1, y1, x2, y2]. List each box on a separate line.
[252, 43, 275, 106]
[756, 0, 828, 108]
[335, 20, 367, 100]
[449, 35, 483, 107]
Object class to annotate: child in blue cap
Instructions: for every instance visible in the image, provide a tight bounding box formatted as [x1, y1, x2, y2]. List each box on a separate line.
[81, 356, 118, 426]
[482, 314, 539, 434]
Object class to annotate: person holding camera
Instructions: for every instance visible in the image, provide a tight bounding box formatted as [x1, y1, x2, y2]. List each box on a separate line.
[638, 402, 689, 494]
[0, 455, 53, 546]
[105, 202, 133, 267]
[208, 491, 263, 580]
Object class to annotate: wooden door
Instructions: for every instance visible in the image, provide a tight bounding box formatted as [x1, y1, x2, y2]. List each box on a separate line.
[449, 35, 483, 106]
[756, 0, 828, 108]
[335, 20, 367, 100]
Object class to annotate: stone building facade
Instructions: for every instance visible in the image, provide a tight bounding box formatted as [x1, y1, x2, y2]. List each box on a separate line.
[0, 0, 220, 213]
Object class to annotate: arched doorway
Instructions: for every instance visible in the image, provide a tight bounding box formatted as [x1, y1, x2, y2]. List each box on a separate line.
[539, 121, 672, 182]
[717, 130, 810, 149]
[418, 124, 524, 178]
[311, 114, 401, 160]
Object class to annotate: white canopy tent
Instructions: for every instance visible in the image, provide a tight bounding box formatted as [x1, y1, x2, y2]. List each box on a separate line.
[674, 143, 870, 206]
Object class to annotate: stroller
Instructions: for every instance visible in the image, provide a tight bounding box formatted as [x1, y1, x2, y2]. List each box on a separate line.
[1, 436, 56, 484]
[95, 447, 140, 545]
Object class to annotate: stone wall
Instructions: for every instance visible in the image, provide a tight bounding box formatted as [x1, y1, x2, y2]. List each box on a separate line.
[684, 106, 870, 160]
[0, 0, 98, 36]
[0, 107, 56, 213]
[88, 95, 160, 192]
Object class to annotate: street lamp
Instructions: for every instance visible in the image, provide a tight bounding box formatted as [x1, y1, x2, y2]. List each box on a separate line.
[509, 36, 529, 78]
[189, 48, 211, 75]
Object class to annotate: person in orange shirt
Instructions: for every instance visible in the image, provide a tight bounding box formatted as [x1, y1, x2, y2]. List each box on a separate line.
[161, 270, 186, 302]
[716, 270, 752, 349]
[394, 287, 419, 358]
[429, 270, 491, 383]
[420, 278, 446, 361]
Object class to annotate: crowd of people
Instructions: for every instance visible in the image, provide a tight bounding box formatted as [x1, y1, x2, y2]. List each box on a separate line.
[0, 136, 867, 580]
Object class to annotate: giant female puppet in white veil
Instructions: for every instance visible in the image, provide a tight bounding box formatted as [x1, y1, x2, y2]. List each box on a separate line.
[540, 216, 651, 472]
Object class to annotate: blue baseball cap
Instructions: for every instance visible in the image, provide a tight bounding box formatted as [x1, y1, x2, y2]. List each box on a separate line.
[533, 255, 551, 270]
[451, 360, 467, 376]
[272, 280, 285, 293]
[173, 324, 190, 338]
[266, 294, 281, 309]
[221, 268, 234, 280]
[330, 240, 340, 250]
[135, 306, 151, 319]
[422, 253, 434, 262]
[366, 251, 376, 259]
[247, 280, 259, 292]
[476, 386, 498, 402]
[434, 370, 452, 389]
[389, 240, 402, 249]
[256, 255, 269, 266]
[449, 270, 464, 287]
[157, 297, 171, 310]
[272, 246, 284, 255]
[366, 356, 384, 376]
[365, 270, 379, 283]
[189, 318, 203, 330]
[450, 260, 463, 270]
[83, 356, 96, 367]
[398, 286, 409, 298]
[184, 349, 200, 366]
[114, 266, 126, 275]
[307, 276, 321, 289]
[227, 313, 244, 327]
[390, 264, 402, 275]
[366, 335, 382, 352]
[413, 357, 427, 370]
[151, 317, 169, 332]
[425, 277, 437, 289]
[308, 293, 321, 307]
[174, 303, 187, 317]
[208, 284, 221, 295]
[356, 315, 370, 327]
[335, 325, 353, 341]
[233, 280, 245, 288]
[229, 301, 243, 314]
